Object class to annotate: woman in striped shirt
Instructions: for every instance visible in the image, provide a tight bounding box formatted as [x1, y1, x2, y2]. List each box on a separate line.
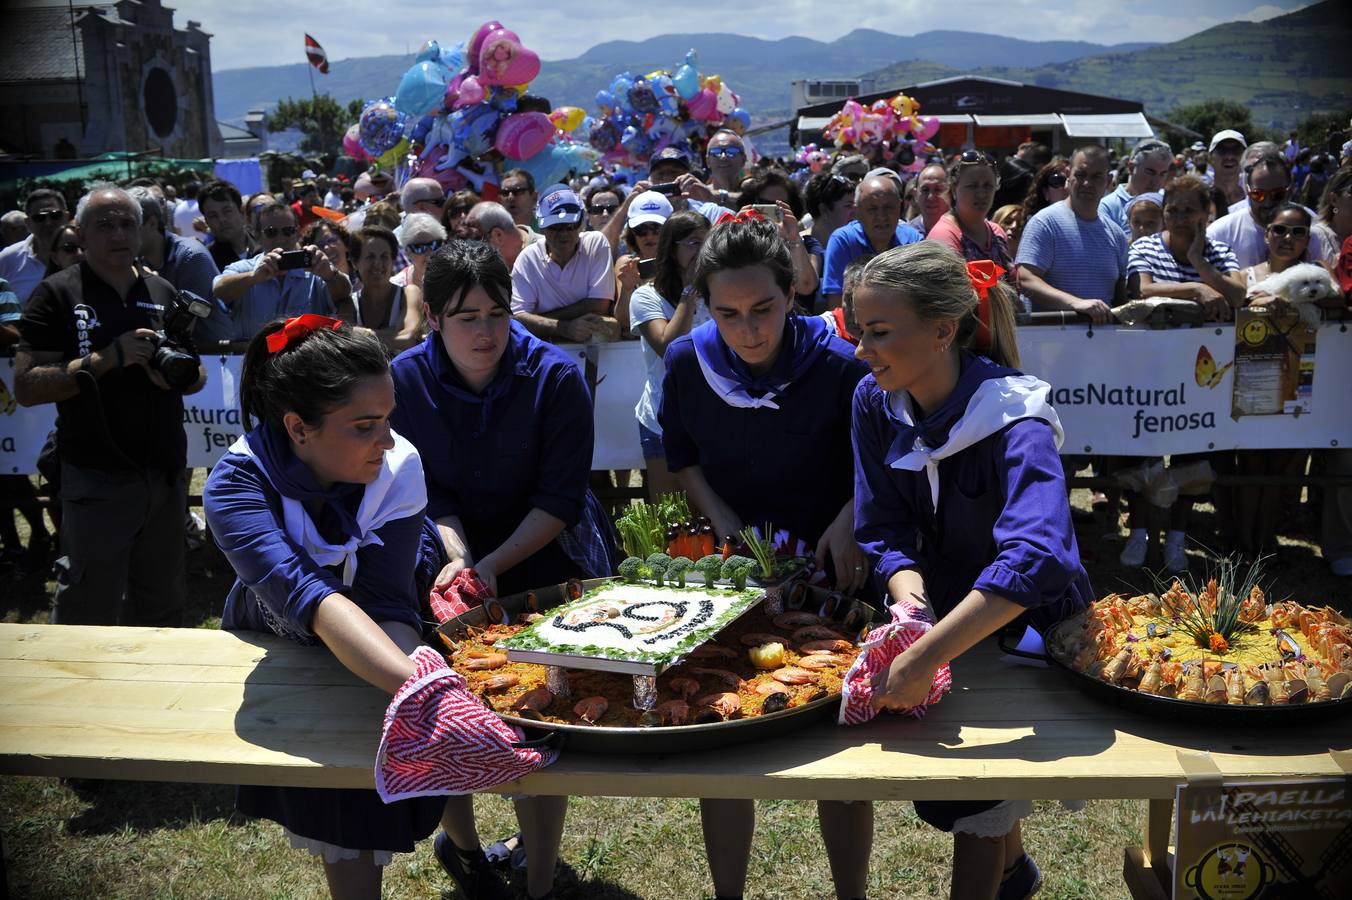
[1126, 174, 1246, 314]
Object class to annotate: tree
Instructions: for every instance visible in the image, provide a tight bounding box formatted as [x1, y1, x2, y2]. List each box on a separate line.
[269, 95, 365, 155]
[1165, 99, 1257, 146]
[1295, 110, 1352, 155]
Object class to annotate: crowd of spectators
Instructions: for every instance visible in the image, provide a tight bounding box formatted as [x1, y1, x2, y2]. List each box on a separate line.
[2, 116, 1351, 616]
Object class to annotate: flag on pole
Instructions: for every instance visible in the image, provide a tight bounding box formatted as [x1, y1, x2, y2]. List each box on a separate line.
[305, 34, 329, 74]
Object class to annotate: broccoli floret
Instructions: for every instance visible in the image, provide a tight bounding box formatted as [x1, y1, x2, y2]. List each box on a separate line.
[617, 556, 648, 583]
[645, 553, 673, 586]
[694, 554, 724, 588]
[721, 555, 757, 591]
[666, 556, 695, 587]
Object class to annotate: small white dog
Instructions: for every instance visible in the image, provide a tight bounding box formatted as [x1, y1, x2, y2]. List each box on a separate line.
[1251, 262, 1340, 328]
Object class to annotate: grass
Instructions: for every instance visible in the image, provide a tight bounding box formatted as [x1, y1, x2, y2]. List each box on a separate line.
[2, 474, 1345, 898]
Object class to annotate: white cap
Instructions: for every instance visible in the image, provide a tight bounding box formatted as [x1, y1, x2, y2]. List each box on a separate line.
[301, 169, 317, 179]
[1209, 130, 1247, 153]
[626, 190, 673, 229]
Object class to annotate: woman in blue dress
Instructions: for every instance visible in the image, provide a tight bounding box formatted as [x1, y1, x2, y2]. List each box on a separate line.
[658, 216, 872, 900]
[389, 240, 616, 900]
[851, 242, 1093, 900]
[204, 317, 510, 900]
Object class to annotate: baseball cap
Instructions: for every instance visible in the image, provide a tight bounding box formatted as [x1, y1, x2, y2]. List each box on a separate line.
[1189, 142, 1206, 152]
[1209, 130, 1248, 153]
[863, 166, 904, 190]
[626, 191, 673, 229]
[1124, 191, 1163, 215]
[536, 184, 584, 229]
[648, 146, 692, 177]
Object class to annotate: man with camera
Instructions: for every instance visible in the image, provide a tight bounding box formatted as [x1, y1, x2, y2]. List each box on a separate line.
[212, 198, 353, 341]
[598, 146, 735, 255]
[13, 185, 206, 627]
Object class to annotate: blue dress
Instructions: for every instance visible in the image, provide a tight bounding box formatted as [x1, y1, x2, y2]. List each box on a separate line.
[852, 351, 1093, 832]
[659, 315, 868, 551]
[389, 321, 615, 596]
[204, 438, 444, 852]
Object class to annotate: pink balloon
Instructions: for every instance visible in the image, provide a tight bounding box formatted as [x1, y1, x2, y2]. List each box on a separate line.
[917, 116, 941, 142]
[495, 111, 555, 160]
[466, 20, 504, 74]
[842, 100, 864, 123]
[478, 29, 540, 86]
[455, 75, 486, 108]
[342, 123, 369, 161]
[686, 88, 719, 122]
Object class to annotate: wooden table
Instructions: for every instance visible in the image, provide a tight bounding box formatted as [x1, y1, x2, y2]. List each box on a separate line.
[2, 624, 1348, 898]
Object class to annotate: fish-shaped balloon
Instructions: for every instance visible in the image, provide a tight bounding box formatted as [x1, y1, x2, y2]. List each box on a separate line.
[1195, 345, 1233, 388]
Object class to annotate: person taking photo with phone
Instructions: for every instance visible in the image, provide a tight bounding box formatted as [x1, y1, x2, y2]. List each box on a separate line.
[213, 198, 354, 340]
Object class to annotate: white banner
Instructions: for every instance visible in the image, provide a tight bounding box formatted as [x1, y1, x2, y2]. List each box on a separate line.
[1018, 323, 1352, 456]
[3, 325, 1350, 475]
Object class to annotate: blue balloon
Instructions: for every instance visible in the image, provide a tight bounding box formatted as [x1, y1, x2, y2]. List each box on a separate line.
[517, 142, 595, 189]
[684, 49, 699, 68]
[455, 103, 499, 157]
[588, 119, 621, 153]
[610, 75, 634, 110]
[415, 40, 440, 63]
[672, 64, 699, 100]
[727, 107, 751, 130]
[488, 86, 519, 114]
[438, 41, 467, 73]
[410, 115, 436, 142]
[395, 61, 449, 117]
[628, 79, 659, 114]
[595, 90, 615, 111]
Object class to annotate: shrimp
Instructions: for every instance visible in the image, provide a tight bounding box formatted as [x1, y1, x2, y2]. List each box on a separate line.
[1261, 663, 1289, 705]
[771, 667, 814, 685]
[688, 666, 744, 688]
[653, 699, 689, 726]
[458, 650, 508, 671]
[481, 673, 520, 693]
[667, 676, 700, 700]
[1179, 662, 1205, 701]
[694, 692, 742, 719]
[773, 611, 821, 630]
[1306, 661, 1331, 702]
[1138, 658, 1164, 695]
[798, 654, 849, 669]
[573, 696, 609, 724]
[800, 639, 853, 654]
[1101, 648, 1134, 685]
[792, 625, 848, 643]
[1224, 667, 1246, 706]
[753, 680, 790, 695]
[512, 687, 553, 712]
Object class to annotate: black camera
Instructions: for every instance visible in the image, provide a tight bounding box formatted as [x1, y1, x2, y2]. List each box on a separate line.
[150, 290, 212, 391]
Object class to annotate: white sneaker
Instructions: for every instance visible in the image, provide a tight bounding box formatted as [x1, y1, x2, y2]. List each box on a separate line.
[1119, 531, 1148, 568]
[1162, 539, 1189, 573]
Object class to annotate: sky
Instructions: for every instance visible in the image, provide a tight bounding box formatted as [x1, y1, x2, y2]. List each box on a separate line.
[156, 0, 1317, 72]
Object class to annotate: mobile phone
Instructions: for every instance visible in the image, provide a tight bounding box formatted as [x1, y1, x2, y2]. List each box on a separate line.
[753, 203, 783, 223]
[651, 182, 682, 196]
[277, 249, 313, 271]
[637, 257, 657, 280]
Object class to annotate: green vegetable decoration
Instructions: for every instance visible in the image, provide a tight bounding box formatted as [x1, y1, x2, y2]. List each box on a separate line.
[617, 556, 649, 583]
[695, 554, 724, 588]
[645, 552, 673, 585]
[614, 493, 693, 560]
[720, 555, 757, 591]
[665, 556, 694, 587]
[739, 523, 777, 579]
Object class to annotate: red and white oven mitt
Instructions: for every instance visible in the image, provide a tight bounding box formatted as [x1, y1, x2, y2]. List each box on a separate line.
[428, 568, 493, 624]
[839, 599, 952, 725]
[376, 646, 557, 802]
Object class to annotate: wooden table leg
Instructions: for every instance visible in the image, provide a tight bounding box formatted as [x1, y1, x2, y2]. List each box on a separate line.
[1123, 799, 1175, 900]
[1143, 797, 1172, 869]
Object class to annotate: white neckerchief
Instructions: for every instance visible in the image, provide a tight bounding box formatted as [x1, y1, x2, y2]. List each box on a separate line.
[230, 431, 427, 585]
[886, 375, 1064, 511]
[692, 341, 787, 410]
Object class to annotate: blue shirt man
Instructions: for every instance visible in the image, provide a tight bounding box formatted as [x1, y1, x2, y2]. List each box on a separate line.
[821, 175, 921, 302]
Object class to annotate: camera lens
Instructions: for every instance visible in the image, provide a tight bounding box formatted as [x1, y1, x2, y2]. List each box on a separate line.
[153, 346, 199, 391]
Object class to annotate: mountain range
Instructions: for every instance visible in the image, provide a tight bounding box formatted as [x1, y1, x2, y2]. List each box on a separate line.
[210, 2, 1350, 138]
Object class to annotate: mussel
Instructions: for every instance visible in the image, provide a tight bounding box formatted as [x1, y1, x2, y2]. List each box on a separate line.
[1205, 674, 1228, 704]
[1244, 680, 1270, 706]
[637, 710, 663, 728]
[1273, 629, 1302, 660]
[1146, 622, 1170, 638]
[1285, 677, 1309, 705]
[1327, 671, 1351, 699]
[692, 706, 725, 725]
[761, 692, 791, 715]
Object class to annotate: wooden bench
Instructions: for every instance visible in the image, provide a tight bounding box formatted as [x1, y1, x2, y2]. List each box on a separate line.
[1, 623, 1346, 899]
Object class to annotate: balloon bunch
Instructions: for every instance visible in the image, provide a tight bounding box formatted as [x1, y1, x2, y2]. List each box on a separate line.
[585, 49, 751, 169]
[820, 92, 941, 173]
[349, 22, 595, 194]
[794, 144, 831, 173]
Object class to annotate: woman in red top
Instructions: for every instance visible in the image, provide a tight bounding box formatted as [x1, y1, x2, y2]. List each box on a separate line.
[924, 151, 1015, 283]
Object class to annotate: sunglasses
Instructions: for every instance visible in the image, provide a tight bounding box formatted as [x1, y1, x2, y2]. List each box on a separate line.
[706, 146, 744, 159]
[316, 235, 342, 249]
[447, 205, 473, 218]
[1047, 172, 1068, 189]
[57, 242, 81, 253]
[632, 223, 661, 236]
[406, 240, 443, 254]
[546, 222, 581, 234]
[959, 150, 994, 167]
[500, 186, 533, 198]
[588, 203, 619, 215]
[1266, 224, 1309, 239]
[261, 225, 298, 238]
[1247, 186, 1287, 204]
[831, 173, 861, 187]
[30, 210, 67, 224]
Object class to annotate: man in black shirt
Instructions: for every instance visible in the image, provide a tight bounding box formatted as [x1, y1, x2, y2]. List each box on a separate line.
[200, 179, 255, 273]
[14, 185, 205, 626]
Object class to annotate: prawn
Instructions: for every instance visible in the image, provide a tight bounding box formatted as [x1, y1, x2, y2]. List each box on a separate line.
[694, 692, 742, 719]
[573, 696, 609, 724]
[458, 650, 508, 671]
[798, 654, 849, 669]
[771, 667, 814, 685]
[667, 676, 700, 700]
[481, 673, 520, 693]
[800, 639, 853, 654]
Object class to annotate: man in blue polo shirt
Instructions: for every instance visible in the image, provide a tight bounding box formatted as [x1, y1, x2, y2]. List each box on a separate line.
[820, 174, 921, 307]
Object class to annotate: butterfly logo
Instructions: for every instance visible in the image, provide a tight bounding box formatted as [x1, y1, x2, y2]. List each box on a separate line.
[1195, 345, 1232, 389]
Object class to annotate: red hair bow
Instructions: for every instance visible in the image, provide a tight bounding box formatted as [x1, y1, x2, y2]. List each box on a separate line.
[714, 208, 766, 227]
[965, 260, 1006, 352]
[265, 314, 344, 353]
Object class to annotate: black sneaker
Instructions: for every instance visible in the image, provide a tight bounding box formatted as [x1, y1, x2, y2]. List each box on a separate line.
[998, 852, 1042, 900]
[433, 832, 513, 900]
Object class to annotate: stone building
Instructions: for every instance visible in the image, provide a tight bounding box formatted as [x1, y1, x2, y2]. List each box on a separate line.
[0, 0, 223, 159]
